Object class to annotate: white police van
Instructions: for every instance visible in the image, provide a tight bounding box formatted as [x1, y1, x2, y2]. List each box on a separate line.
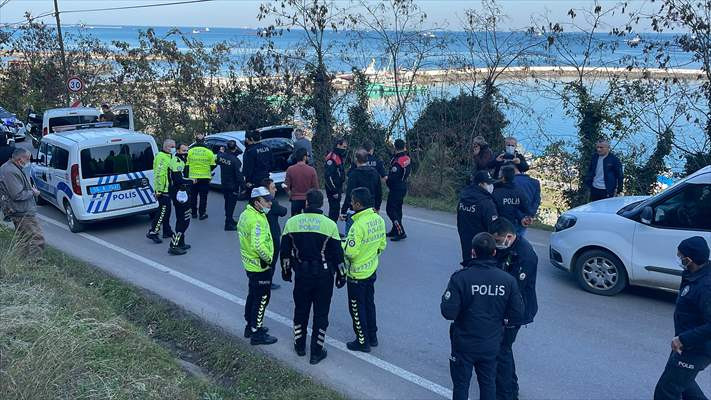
[31, 127, 158, 232]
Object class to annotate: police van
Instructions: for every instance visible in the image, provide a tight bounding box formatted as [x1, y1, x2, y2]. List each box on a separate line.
[31, 127, 158, 232]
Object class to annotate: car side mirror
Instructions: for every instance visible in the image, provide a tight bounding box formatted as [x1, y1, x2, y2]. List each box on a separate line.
[641, 206, 654, 225]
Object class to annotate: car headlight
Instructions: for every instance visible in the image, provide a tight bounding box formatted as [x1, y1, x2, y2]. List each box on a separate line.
[554, 214, 577, 232]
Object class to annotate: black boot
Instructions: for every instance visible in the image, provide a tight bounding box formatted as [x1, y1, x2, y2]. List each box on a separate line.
[369, 334, 378, 347]
[346, 339, 370, 353]
[294, 344, 306, 357]
[244, 326, 269, 338]
[310, 349, 327, 365]
[250, 330, 278, 345]
[168, 246, 187, 255]
[386, 227, 396, 237]
[390, 233, 407, 242]
[146, 232, 162, 244]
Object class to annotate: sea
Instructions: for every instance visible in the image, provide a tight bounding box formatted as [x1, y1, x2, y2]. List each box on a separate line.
[30, 25, 711, 171]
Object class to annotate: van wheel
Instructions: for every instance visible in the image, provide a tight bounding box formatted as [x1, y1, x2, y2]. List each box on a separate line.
[575, 249, 628, 296]
[64, 201, 85, 233]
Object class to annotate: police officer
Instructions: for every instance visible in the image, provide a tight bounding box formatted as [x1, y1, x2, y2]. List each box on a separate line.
[362, 140, 387, 180]
[146, 139, 175, 243]
[324, 137, 348, 222]
[217, 140, 245, 231]
[168, 143, 192, 255]
[187, 133, 216, 220]
[343, 187, 387, 352]
[386, 139, 411, 242]
[492, 166, 533, 233]
[261, 178, 285, 291]
[441, 232, 524, 400]
[654, 236, 711, 400]
[237, 186, 278, 345]
[489, 218, 538, 400]
[457, 170, 498, 263]
[341, 149, 382, 234]
[243, 130, 273, 190]
[280, 189, 345, 364]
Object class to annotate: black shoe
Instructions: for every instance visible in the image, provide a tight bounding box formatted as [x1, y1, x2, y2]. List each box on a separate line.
[271, 283, 280, 290]
[163, 233, 174, 239]
[294, 344, 306, 357]
[146, 233, 162, 244]
[386, 229, 396, 238]
[310, 349, 327, 365]
[191, 212, 198, 219]
[180, 244, 191, 250]
[346, 340, 370, 353]
[390, 233, 407, 242]
[199, 214, 208, 220]
[250, 331, 278, 345]
[168, 246, 187, 256]
[244, 326, 269, 338]
[224, 225, 237, 231]
[369, 336, 378, 347]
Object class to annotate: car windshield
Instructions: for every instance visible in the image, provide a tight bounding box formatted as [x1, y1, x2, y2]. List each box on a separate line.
[80, 142, 154, 179]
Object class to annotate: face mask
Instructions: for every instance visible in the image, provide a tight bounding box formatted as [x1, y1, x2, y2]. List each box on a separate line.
[177, 153, 187, 161]
[505, 145, 516, 155]
[679, 257, 690, 270]
[485, 183, 494, 194]
[496, 236, 513, 250]
[170, 148, 177, 156]
[261, 206, 271, 214]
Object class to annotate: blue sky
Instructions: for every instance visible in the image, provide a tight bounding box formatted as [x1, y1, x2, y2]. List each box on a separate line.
[1, 0, 657, 30]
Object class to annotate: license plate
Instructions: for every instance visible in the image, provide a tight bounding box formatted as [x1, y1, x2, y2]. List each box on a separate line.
[88, 178, 149, 195]
[89, 183, 121, 195]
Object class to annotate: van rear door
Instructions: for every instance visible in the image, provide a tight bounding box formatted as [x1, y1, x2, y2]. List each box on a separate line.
[78, 140, 155, 215]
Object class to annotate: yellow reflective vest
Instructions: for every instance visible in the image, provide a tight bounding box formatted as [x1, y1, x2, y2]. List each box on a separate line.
[238, 204, 273, 272]
[343, 208, 386, 279]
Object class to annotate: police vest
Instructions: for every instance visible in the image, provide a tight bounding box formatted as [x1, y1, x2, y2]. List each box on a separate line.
[343, 208, 387, 279]
[237, 205, 273, 272]
[187, 146, 216, 179]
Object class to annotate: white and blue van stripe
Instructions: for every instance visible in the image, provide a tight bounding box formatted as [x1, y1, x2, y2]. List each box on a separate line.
[86, 173, 156, 214]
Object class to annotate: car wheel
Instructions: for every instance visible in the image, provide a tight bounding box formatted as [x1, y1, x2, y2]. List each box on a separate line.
[64, 201, 84, 233]
[575, 249, 628, 296]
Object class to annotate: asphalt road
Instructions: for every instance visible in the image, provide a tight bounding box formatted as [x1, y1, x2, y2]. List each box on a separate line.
[28, 188, 710, 400]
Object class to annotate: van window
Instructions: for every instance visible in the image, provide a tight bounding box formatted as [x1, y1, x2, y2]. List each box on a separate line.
[50, 146, 69, 170]
[652, 183, 711, 231]
[37, 142, 49, 165]
[80, 142, 154, 179]
[49, 115, 99, 133]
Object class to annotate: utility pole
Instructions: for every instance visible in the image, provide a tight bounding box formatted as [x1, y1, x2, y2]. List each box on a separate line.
[53, 0, 70, 103]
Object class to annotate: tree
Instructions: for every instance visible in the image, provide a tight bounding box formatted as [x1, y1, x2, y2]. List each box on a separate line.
[347, 69, 388, 162]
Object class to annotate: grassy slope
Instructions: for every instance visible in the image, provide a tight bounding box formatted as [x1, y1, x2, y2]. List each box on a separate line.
[0, 228, 343, 400]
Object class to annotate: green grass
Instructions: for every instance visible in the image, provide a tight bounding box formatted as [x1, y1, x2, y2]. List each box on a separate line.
[0, 228, 344, 400]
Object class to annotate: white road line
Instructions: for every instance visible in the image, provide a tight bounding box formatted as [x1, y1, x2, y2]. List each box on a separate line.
[403, 215, 548, 248]
[37, 214, 453, 399]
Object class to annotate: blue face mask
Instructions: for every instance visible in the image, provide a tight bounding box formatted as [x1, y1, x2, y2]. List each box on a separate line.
[170, 148, 177, 156]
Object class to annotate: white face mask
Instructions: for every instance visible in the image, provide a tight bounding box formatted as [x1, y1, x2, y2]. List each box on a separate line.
[496, 235, 513, 250]
[505, 145, 516, 155]
[170, 148, 177, 156]
[485, 183, 494, 193]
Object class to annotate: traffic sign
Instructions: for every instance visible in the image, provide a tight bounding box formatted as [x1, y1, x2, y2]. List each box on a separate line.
[66, 76, 84, 93]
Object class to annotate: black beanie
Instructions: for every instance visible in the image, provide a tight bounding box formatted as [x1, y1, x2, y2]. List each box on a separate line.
[678, 236, 710, 265]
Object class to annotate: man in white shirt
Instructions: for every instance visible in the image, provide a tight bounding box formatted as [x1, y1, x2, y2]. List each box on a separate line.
[584, 140, 624, 202]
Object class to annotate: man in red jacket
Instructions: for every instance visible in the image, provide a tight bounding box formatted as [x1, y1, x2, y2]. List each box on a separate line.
[285, 147, 319, 216]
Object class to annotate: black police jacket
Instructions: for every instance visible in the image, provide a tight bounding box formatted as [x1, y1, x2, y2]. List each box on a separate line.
[496, 236, 538, 325]
[457, 184, 498, 242]
[341, 166, 382, 214]
[243, 142, 273, 186]
[492, 182, 532, 226]
[349, 154, 386, 178]
[386, 151, 411, 191]
[217, 151, 244, 191]
[675, 263, 711, 355]
[441, 258, 524, 357]
[267, 198, 288, 251]
[280, 208, 345, 273]
[324, 149, 346, 194]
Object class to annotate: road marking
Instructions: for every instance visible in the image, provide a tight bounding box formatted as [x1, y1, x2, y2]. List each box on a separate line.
[403, 215, 548, 248]
[36, 214, 453, 399]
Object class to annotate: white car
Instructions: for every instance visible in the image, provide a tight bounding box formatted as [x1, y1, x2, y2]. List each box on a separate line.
[41, 105, 134, 136]
[549, 165, 711, 296]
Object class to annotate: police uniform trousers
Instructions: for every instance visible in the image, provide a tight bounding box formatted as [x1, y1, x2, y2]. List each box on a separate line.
[191, 178, 211, 217]
[293, 261, 334, 354]
[496, 325, 521, 400]
[149, 194, 174, 237]
[346, 273, 377, 346]
[459, 231, 475, 263]
[450, 350, 497, 400]
[170, 190, 191, 249]
[244, 269, 273, 331]
[654, 351, 711, 400]
[326, 191, 341, 222]
[223, 186, 238, 227]
[386, 188, 407, 235]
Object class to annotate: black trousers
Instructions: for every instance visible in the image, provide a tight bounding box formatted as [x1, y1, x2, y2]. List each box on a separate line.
[290, 199, 306, 216]
[459, 231, 474, 263]
[149, 194, 173, 237]
[347, 273, 377, 345]
[191, 178, 211, 216]
[654, 351, 711, 400]
[496, 326, 521, 400]
[590, 187, 610, 202]
[170, 195, 191, 248]
[244, 269, 273, 330]
[386, 188, 407, 235]
[293, 263, 334, 354]
[326, 191, 341, 222]
[223, 187, 238, 226]
[450, 351, 497, 400]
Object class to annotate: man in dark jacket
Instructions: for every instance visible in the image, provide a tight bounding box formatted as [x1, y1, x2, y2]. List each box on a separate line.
[488, 136, 529, 178]
[386, 139, 411, 241]
[490, 218, 538, 400]
[261, 178, 286, 290]
[457, 171, 498, 263]
[324, 137, 348, 222]
[584, 140, 623, 202]
[471, 136, 494, 178]
[441, 232, 524, 400]
[512, 166, 541, 238]
[341, 149, 382, 231]
[243, 130, 273, 190]
[492, 166, 533, 234]
[654, 236, 711, 400]
[217, 140, 245, 231]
